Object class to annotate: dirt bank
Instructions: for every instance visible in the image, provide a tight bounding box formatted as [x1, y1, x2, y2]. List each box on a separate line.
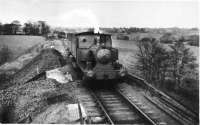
[0, 79, 77, 123]
[0, 47, 80, 123]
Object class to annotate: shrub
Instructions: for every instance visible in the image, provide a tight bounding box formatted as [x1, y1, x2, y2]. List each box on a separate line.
[0, 45, 12, 65]
[57, 32, 66, 39]
[116, 35, 129, 40]
[187, 35, 199, 46]
[0, 72, 12, 90]
[160, 33, 176, 44]
[0, 73, 11, 83]
[187, 40, 199, 46]
[163, 79, 176, 91]
[179, 77, 199, 98]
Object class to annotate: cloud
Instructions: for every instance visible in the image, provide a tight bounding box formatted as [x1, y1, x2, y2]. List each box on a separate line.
[0, 0, 198, 28]
[52, 8, 100, 29]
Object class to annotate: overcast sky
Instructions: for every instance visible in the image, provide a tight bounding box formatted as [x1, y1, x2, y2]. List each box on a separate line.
[0, 0, 198, 28]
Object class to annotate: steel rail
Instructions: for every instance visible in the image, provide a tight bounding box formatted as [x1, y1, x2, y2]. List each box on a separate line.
[90, 88, 158, 125]
[116, 89, 158, 125]
[89, 90, 114, 125]
[127, 73, 198, 124]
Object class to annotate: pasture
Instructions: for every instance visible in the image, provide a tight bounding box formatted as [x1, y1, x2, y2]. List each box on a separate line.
[0, 35, 46, 59]
[112, 39, 199, 64]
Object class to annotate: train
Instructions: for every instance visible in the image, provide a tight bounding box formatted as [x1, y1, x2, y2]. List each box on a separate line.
[67, 31, 127, 80]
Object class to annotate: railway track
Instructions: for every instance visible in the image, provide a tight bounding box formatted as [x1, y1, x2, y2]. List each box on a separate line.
[126, 74, 199, 125]
[144, 94, 198, 125]
[76, 85, 163, 124]
[76, 79, 198, 125]
[76, 86, 106, 124]
[90, 88, 162, 125]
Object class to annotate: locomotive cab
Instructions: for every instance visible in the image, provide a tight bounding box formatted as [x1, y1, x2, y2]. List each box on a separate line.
[68, 31, 126, 80]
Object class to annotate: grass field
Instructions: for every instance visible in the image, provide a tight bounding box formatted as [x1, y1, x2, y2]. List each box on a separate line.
[0, 35, 46, 59]
[113, 39, 199, 64]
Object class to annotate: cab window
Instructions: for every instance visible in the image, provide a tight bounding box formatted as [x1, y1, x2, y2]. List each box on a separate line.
[79, 35, 99, 48]
[78, 35, 111, 48]
[100, 35, 111, 47]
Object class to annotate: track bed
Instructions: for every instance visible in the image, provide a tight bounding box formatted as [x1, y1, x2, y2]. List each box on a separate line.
[91, 88, 158, 125]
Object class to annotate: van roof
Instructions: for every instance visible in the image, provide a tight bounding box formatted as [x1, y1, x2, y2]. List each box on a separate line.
[75, 31, 111, 36]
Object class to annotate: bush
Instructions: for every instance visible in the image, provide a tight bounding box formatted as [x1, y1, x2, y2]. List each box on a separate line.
[116, 35, 129, 40]
[160, 33, 176, 44]
[179, 77, 199, 98]
[0, 45, 12, 65]
[187, 35, 199, 46]
[187, 41, 199, 46]
[57, 32, 66, 39]
[163, 79, 176, 91]
[0, 73, 10, 83]
[0, 72, 12, 90]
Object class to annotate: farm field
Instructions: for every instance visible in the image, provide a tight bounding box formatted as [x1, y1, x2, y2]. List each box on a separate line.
[0, 35, 198, 64]
[185, 45, 199, 63]
[0, 35, 46, 59]
[112, 39, 138, 73]
[112, 39, 199, 64]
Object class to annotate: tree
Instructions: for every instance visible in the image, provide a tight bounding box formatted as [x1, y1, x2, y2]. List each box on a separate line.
[23, 22, 33, 35]
[3, 24, 13, 34]
[1, 21, 21, 35]
[32, 22, 40, 35]
[23, 21, 40, 35]
[135, 37, 169, 87]
[38, 21, 50, 36]
[0, 22, 3, 34]
[169, 41, 197, 89]
[11, 20, 21, 34]
[23, 21, 50, 36]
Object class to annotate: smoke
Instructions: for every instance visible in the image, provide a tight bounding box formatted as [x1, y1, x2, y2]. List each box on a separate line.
[57, 8, 100, 32]
[94, 27, 101, 33]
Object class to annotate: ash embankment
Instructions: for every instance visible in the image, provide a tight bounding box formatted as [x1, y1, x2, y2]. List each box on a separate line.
[0, 48, 79, 123]
[13, 48, 66, 84]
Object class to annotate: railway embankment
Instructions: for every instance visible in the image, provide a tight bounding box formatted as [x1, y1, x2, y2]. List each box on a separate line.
[123, 74, 199, 125]
[0, 38, 198, 124]
[0, 40, 83, 123]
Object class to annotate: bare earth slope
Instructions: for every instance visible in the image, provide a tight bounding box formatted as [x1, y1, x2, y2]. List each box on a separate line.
[0, 47, 78, 123]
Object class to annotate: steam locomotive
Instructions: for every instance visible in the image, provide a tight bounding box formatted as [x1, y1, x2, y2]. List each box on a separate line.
[67, 31, 126, 80]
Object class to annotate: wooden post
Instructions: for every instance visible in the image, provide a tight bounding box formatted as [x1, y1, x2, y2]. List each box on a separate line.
[78, 101, 84, 124]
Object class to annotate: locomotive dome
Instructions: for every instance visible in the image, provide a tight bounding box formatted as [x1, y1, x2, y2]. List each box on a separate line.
[97, 48, 112, 64]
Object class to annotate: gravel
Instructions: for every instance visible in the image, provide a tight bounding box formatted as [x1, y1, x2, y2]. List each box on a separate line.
[0, 47, 79, 123]
[0, 79, 77, 123]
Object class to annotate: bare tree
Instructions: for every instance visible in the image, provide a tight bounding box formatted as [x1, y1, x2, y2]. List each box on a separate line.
[169, 41, 197, 90]
[38, 21, 50, 36]
[135, 37, 169, 87]
[11, 20, 21, 34]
